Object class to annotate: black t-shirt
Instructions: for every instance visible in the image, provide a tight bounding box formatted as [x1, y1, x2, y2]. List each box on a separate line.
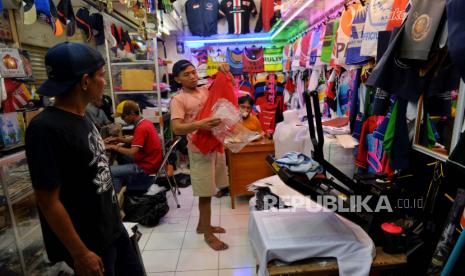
[220, 0, 257, 34]
[25, 107, 122, 263]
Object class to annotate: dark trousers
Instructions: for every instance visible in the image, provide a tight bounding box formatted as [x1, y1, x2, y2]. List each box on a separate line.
[65, 230, 145, 276]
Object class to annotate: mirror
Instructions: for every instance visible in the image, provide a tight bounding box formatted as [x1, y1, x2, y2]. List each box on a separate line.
[413, 80, 465, 161]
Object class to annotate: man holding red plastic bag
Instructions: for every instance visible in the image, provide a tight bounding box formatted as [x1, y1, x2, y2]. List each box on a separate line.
[170, 60, 237, 251]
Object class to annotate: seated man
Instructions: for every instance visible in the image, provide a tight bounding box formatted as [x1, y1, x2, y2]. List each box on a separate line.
[105, 100, 162, 192]
[85, 96, 111, 130]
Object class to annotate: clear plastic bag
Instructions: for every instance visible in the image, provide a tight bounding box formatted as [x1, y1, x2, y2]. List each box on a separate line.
[210, 99, 259, 153]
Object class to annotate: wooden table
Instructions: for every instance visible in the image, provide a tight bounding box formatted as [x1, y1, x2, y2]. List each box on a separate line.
[226, 138, 275, 209]
[267, 247, 407, 276]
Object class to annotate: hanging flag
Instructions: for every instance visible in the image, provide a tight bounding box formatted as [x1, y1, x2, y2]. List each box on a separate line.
[291, 37, 302, 69]
[309, 27, 322, 66]
[299, 32, 312, 68]
[386, 0, 409, 31]
[283, 44, 292, 72]
[360, 0, 395, 57]
[333, 5, 358, 66]
[346, 4, 372, 65]
[320, 18, 339, 63]
[190, 46, 208, 79]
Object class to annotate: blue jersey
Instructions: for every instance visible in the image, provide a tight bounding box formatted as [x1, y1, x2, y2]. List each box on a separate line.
[185, 0, 220, 36]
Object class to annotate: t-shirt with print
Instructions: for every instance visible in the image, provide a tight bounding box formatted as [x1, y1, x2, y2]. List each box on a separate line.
[25, 107, 122, 263]
[264, 47, 283, 72]
[242, 47, 265, 73]
[132, 119, 162, 174]
[170, 86, 209, 153]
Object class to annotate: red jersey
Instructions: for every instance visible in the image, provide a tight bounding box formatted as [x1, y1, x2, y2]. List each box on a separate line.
[243, 47, 264, 73]
[132, 119, 163, 174]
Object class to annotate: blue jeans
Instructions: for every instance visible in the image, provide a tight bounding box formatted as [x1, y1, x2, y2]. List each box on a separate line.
[111, 163, 153, 193]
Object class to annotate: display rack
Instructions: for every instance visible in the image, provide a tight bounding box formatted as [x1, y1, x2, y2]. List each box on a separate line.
[104, 37, 167, 152]
[0, 151, 61, 275]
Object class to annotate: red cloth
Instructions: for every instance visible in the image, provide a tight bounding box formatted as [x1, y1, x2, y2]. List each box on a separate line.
[132, 119, 163, 174]
[258, 102, 277, 133]
[192, 72, 238, 154]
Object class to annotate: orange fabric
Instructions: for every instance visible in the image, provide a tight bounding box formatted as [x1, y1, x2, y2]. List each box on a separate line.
[242, 114, 263, 133]
[192, 72, 238, 154]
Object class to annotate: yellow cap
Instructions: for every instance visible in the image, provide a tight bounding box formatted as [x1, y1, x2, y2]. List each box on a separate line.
[114, 100, 140, 117]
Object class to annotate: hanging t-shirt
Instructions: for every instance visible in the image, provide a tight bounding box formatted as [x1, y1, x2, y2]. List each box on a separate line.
[346, 4, 372, 65]
[309, 28, 323, 66]
[291, 37, 302, 69]
[226, 48, 244, 75]
[360, 0, 395, 57]
[25, 107, 122, 263]
[333, 6, 357, 66]
[299, 32, 312, 68]
[385, 0, 409, 31]
[219, 0, 257, 34]
[243, 47, 265, 73]
[320, 19, 339, 63]
[185, 0, 220, 36]
[264, 47, 283, 72]
[207, 47, 227, 76]
[190, 46, 208, 79]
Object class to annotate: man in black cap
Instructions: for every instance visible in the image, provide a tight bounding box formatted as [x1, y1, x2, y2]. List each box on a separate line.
[170, 60, 231, 251]
[25, 42, 144, 276]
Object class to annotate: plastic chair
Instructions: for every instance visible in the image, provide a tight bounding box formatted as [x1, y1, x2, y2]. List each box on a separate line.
[151, 136, 182, 208]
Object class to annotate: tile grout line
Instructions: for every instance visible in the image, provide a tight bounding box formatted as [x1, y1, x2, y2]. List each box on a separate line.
[173, 195, 192, 274]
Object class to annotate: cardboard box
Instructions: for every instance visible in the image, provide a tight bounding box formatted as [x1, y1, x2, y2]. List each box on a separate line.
[121, 69, 154, 91]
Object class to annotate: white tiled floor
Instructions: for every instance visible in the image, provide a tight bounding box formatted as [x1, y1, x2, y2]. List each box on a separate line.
[140, 186, 258, 276]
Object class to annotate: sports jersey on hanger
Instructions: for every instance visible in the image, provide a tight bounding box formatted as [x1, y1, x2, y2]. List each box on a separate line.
[185, 0, 220, 36]
[360, 0, 394, 57]
[243, 47, 264, 73]
[226, 48, 244, 75]
[264, 47, 283, 72]
[254, 0, 278, 32]
[299, 32, 312, 68]
[346, 4, 372, 65]
[206, 47, 227, 76]
[219, 0, 257, 34]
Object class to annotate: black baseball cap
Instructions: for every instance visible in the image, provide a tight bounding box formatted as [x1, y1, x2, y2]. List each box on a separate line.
[38, 42, 105, 97]
[172, 60, 194, 77]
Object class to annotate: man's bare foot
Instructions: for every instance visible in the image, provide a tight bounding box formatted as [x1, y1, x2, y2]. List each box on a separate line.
[197, 226, 226, 234]
[204, 234, 228, 251]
